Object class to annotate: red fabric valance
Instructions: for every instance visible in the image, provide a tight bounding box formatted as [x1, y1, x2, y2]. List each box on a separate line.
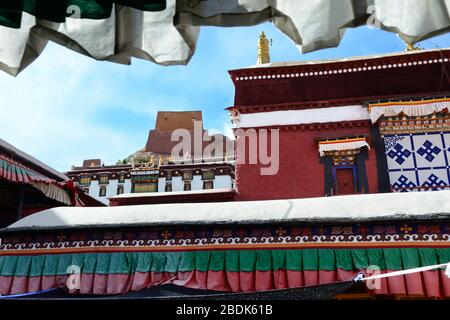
[1, 269, 449, 298]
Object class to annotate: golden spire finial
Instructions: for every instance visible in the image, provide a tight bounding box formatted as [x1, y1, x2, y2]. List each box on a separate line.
[404, 41, 420, 52]
[257, 31, 271, 65]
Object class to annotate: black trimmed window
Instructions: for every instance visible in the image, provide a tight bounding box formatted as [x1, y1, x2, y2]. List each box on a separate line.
[203, 181, 214, 190]
[182, 170, 192, 191]
[118, 174, 126, 183]
[99, 175, 109, 185]
[184, 181, 192, 191]
[201, 169, 215, 190]
[132, 182, 158, 193]
[182, 170, 193, 181]
[117, 185, 124, 195]
[99, 186, 107, 197]
[201, 169, 215, 181]
[79, 176, 91, 186]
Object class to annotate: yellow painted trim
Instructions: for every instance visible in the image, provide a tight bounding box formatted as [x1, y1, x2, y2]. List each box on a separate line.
[369, 97, 450, 109]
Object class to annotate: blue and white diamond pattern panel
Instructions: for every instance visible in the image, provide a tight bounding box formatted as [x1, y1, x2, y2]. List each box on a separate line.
[385, 136, 415, 169]
[418, 170, 448, 191]
[413, 135, 446, 167]
[445, 133, 450, 155]
[389, 171, 417, 193]
[384, 133, 450, 192]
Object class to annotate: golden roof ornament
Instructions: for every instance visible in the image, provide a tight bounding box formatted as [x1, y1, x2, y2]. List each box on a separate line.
[257, 31, 271, 65]
[404, 40, 420, 52]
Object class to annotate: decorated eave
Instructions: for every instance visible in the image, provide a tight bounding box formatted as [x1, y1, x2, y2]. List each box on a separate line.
[1, 191, 450, 298]
[368, 97, 450, 123]
[228, 49, 450, 113]
[0, 138, 72, 206]
[68, 163, 132, 173]
[229, 49, 450, 86]
[0, 138, 104, 208]
[0, 138, 68, 182]
[159, 162, 235, 175]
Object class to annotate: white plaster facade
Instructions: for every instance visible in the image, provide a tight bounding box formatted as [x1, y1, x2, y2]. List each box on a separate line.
[85, 179, 132, 205]
[158, 175, 233, 193]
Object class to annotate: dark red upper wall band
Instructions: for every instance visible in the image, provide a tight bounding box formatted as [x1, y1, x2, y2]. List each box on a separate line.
[229, 49, 450, 111]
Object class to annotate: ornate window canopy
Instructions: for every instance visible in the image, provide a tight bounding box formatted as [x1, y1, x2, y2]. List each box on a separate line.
[369, 98, 450, 123]
[325, 149, 360, 167]
[318, 137, 370, 157]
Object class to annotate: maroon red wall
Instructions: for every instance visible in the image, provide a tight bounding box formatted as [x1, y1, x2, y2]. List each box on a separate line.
[234, 124, 378, 201]
[229, 50, 450, 201]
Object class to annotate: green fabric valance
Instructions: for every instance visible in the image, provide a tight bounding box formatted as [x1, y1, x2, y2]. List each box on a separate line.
[2, 248, 450, 277]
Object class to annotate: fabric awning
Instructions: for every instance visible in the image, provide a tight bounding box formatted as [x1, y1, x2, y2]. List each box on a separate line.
[0, 0, 198, 76]
[0, 1, 166, 28]
[369, 98, 450, 123]
[1, 248, 449, 297]
[318, 137, 370, 157]
[176, 0, 450, 50]
[2, 0, 450, 76]
[0, 154, 71, 205]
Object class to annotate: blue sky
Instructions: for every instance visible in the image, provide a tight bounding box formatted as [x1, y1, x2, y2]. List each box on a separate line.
[0, 22, 449, 172]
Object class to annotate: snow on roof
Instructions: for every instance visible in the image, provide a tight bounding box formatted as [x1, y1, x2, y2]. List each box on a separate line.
[242, 48, 446, 70]
[5, 190, 450, 231]
[109, 188, 236, 199]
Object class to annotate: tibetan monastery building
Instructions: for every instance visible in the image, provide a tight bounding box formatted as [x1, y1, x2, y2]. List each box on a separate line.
[1, 191, 449, 299]
[1, 40, 450, 300]
[66, 111, 235, 206]
[229, 47, 450, 201]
